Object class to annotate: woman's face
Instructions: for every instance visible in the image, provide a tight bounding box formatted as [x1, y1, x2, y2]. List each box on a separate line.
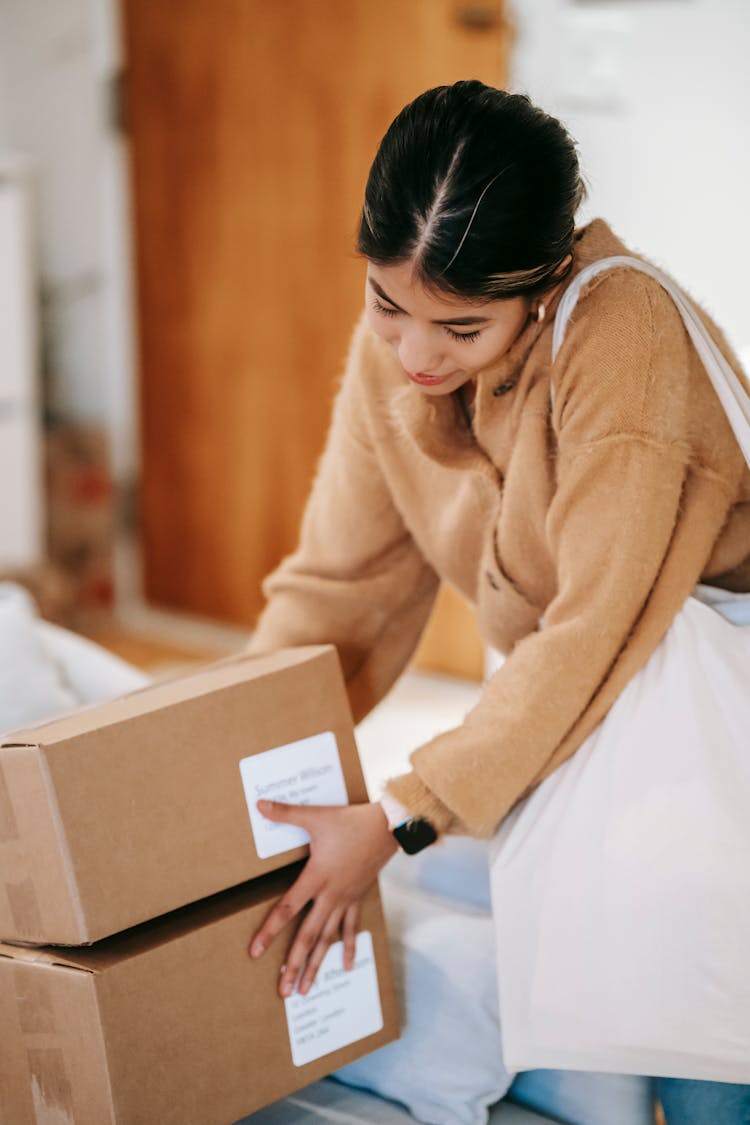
[365, 260, 532, 396]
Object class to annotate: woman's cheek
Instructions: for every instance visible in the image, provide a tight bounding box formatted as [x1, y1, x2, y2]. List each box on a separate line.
[470, 340, 499, 369]
[364, 307, 396, 346]
[474, 328, 515, 368]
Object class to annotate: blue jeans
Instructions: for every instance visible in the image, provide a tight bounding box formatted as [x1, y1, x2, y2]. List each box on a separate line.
[657, 1079, 750, 1125]
[508, 1070, 750, 1125]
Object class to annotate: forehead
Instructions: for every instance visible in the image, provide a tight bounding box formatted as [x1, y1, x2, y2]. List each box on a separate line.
[366, 260, 491, 318]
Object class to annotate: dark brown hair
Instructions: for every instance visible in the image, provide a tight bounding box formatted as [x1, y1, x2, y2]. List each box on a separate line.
[358, 81, 586, 300]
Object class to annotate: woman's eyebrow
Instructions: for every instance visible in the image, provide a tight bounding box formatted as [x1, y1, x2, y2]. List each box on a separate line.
[368, 277, 406, 311]
[368, 276, 491, 326]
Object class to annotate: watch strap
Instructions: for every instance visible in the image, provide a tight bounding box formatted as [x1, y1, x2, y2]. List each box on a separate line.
[392, 816, 438, 855]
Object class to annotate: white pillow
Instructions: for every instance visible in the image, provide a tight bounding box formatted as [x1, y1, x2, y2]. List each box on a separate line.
[336, 848, 654, 1125]
[37, 620, 149, 703]
[383, 835, 492, 915]
[0, 583, 150, 736]
[0, 583, 78, 732]
[334, 878, 513, 1125]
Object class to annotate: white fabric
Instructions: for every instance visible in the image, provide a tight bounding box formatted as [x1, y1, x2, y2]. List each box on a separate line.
[0, 582, 148, 735]
[335, 878, 514, 1125]
[490, 257, 750, 1082]
[383, 835, 492, 914]
[237, 1077, 558, 1124]
[334, 857, 654, 1125]
[36, 618, 148, 703]
[0, 583, 79, 731]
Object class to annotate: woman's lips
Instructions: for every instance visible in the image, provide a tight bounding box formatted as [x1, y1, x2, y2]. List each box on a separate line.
[405, 370, 454, 387]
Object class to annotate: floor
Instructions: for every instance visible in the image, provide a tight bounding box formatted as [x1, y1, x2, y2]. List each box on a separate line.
[84, 592, 250, 676]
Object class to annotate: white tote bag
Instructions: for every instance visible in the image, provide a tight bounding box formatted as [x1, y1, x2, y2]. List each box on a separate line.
[489, 256, 750, 1083]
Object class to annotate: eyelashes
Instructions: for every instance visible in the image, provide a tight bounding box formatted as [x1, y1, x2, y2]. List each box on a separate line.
[370, 296, 482, 343]
[371, 296, 399, 319]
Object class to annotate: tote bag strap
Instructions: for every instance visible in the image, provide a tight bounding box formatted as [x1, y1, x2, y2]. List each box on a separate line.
[551, 254, 750, 470]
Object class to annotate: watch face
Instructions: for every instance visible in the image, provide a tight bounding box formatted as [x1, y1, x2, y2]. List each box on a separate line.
[393, 817, 438, 855]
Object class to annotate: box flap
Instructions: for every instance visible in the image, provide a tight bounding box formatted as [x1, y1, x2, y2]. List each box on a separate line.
[0, 942, 95, 974]
[0, 864, 304, 974]
[0, 745, 85, 943]
[0, 645, 336, 748]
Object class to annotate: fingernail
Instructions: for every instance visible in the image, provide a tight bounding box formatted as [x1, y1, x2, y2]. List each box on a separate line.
[281, 981, 292, 998]
[250, 942, 264, 957]
[299, 981, 309, 995]
[279, 963, 286, 974]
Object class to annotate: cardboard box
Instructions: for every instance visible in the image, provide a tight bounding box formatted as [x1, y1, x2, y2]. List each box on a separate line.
[0, 866, 399, 1124]
[44, 423, 116, 630]
[0, 646, 366, 945]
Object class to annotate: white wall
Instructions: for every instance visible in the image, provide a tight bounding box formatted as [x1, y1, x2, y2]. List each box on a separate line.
[511, 0, 750, 356]
[0, 0, 138, 480]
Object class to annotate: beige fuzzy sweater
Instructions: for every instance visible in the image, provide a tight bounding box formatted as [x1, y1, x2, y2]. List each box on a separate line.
[248, 219, 750, 838]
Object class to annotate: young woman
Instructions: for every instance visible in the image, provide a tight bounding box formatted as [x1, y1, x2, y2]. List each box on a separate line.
[245, 82, 750, 1122]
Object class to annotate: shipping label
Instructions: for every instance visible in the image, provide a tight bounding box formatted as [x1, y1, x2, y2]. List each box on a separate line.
[239, 731, 348, 858]
[284, 930, 384, 1066]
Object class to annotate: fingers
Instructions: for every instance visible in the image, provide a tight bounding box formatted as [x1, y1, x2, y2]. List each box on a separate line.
[256, 799, 345, 826]
[342, 901, 360, 970]
[293, 906, 346, 997]
[256, 798, 309, 826]
[248, 874, 313, 958]
[278, 899, 342, 998]
[280, 899, 363, 999]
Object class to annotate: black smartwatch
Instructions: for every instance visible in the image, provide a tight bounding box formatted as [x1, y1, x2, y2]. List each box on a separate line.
[392, 816, 438, 855]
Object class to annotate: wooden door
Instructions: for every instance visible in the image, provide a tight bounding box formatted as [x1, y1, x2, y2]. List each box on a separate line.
[123, 0, 509, 673]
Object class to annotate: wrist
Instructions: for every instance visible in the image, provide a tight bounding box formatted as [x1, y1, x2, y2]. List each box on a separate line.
[379, 792, 437, 856]
[371, 801, 400, 860]
[379, 791, 411, 831]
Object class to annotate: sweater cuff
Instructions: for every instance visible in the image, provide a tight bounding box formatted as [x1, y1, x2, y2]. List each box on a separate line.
[384, 771, 462, 837]
[378, 791, 411, 831]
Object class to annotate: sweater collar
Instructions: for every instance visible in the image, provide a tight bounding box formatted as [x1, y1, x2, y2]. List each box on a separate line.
[475, 217, 631, 397]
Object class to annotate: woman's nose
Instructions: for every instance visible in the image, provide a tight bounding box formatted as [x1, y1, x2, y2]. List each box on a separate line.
[397, 327, 442, 375]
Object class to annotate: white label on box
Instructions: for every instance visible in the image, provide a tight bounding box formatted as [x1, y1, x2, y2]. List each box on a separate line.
[284, 930, 384, 1066]
[239, 731, 348, 858]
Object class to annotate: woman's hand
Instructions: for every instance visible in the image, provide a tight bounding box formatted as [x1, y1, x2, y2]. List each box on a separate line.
[248, 800, 399, 999]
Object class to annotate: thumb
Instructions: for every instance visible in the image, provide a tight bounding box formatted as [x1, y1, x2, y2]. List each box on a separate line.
[256, 798, 309, 826]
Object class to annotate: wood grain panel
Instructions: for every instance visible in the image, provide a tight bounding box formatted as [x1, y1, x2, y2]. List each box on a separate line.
[123, 0, 508, 677]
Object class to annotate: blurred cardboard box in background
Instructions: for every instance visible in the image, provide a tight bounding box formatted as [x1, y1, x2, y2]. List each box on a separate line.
[44, 423, 115, 629]
[1, 423, 117, 628]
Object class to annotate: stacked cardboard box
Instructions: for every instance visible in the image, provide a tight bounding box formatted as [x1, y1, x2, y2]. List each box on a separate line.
[44, 424, 116, 630]
[0, 645, 399, 1123]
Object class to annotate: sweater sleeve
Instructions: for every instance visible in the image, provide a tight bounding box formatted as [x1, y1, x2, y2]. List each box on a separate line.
[247, 317, 440, 724]
[387, 272, 737, 837]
